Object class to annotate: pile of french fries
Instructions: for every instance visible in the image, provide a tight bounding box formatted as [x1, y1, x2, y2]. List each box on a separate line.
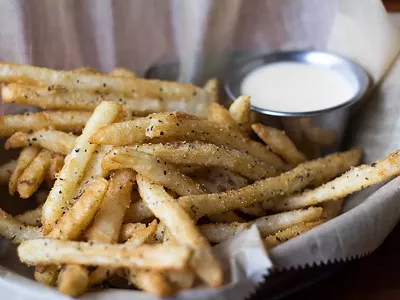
[0, 62, 399, 297]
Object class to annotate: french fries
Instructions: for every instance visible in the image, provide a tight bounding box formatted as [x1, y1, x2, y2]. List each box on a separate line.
[42, 101, 121, 233]
[9, 146, 41, 195]
[102, 149, 205, 196]
[58, 265, 90, 297]
[108, 67, 137, 77]
[208, 102, 242, 132]
[15, 205, 42, 226]
[137, 175, 223, 287]
[252, 123, 307, 165]
[46, 153, 65, 182]
[199, 208, 322, 243]
[0, 111, 91, 136]
[127, 142, 279, 180]
[17, 149, 52, 199]
[274, 150, 400, 211]
[5, 129, 76, 155]
[119, 222, 147, 242]
[18, 239, 191, 270]
[0, 208, 42, 243]
[0, 160, 16, 185]
[229, 95, 251, 134]
[124, 200, 154, 223]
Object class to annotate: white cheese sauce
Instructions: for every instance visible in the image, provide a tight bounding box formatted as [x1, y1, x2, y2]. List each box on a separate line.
[240, 62, 356, 113]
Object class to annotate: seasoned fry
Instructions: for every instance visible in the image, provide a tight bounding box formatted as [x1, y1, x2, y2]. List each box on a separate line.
[274, 149, 400, 211]
[18, 239, 191, 270]
[102, 149, 205, 196]
[58, 265, 89, 297]
[109, 67, 137, 78]
[190, 168, 248, 193]
[17, 149, 52, 199]
[199, 207, 322, 243]
[127, 142, 278, 180]
[208, 103, 242, 132]
[85, 170, 135, 243]
[2, 83, 163, 114]
[91, 112, 287, 168]
[123, 201, 154, 223]
[15, 205, 42, 226]
[34, 265, 59, 286]
[0, 159, 16, 185]
[0, 111, 91, 136]
[229, 95, 251, 134]
[119, 222, 147, 242]
[0, 208, 42, 243]
[137, 176, 223, 287]
[9, 146, 41, 195]
[46, 153, 65, 182]
[252, 123, 307, 165]
[178, 164, 315, 220]
[48, 178, 108, 240]
[208, 211, 245, 223]
[5, 129, 76, 155]
[129, 269, 175, 297]
[299, 118, 337, 147]
[42, 102, 121, 234]
[263, 220, 324, 249]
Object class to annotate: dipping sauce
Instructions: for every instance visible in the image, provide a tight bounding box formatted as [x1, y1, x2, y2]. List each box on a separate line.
[240, 62, 356, 113]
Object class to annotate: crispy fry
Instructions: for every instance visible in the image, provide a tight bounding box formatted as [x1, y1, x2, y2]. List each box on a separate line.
[178, 164, 315, 220]
[203, 78, 218, 103]
[17, 149, 52, 199]
[85, 170, 135, 243]
[0, 208, 42, 243]
[129, 269, 175, 297]
[299, 118, 337, 147]
[199, 208, 322, 243]
[91, 112, 287, 169]
[274, 149, 400, 211]
[252, 123, 307, 165]
[208, 211, 245, 223]
[263, 220, 324, 249]
[119, 222, 147, 242]
[58, 265, 89, 297]
[2, 83, 163, 115]
[48, 178, 108, 240]
[9, 146, 41, 195]
[137, 176, 223, 287]
[127, 142, 278, 180]
[42, 102, 121, 234]
[0, 111, 91, 136]
[46, 153, 65, 182]
[208, 103, 242, 132]
[229, 95, 251, 134]
[123, 201, 154, 223]
[190, 168, 248, 193]
[18, 239, 191, 270]
[109, 67, 137, 78]
[102, 149, 205, 196]
[15, 205, 42, 226]
[0, 159, 16, 185]
[5, 129, 76, 155]
[34, 265, 59, 286]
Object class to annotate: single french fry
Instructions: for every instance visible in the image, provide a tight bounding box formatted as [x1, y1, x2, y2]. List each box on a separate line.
[164, 269, 195, 290]
[34, 265, 59, 286]
[208, 102, 242, 132]
[274, 149, 400, 211]
[5, 129, 76, 155]
[252, 123, 307, 165]
[0, 159, 16, 185]
[48, 178, 108, 240]
[46, 153, 65, 182]
[0, 208, 42, 243]
[18, 239, 191, 270]
[129, 269, 175, 297]
[178, 164, 315, 220]
[119, 222, 147, 242]
[73, 67, 101, 74]
[42, 101, 121, 234]
[109, 67, 137, 78]
[203, 78, 218, 103]
[9, 146, 41, 195]
[263, 220, 324, 249]
[127, 142, 279, 180]
[2, 83, 163, 115]
[208, 211, 246, 223]
[123, 201, 154, 223]
[0, 111, 91, 136]
[58, 265, 89, 297]
[229, 95, 251, 134]
[85, 169, 135, 243]
[102, 149, 205, 196]
[299, 118, 337, 147]
[191, 168, 248, 193]
[91, 112, 287, 169]
[15, 205, 42, 226]
[17, 149, 52, 199]
[199, 207, 322, 243]
[137, 176, 223, 287]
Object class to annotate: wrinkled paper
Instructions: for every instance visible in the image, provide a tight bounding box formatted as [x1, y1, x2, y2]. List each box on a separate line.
[0, 0, 400, 300]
